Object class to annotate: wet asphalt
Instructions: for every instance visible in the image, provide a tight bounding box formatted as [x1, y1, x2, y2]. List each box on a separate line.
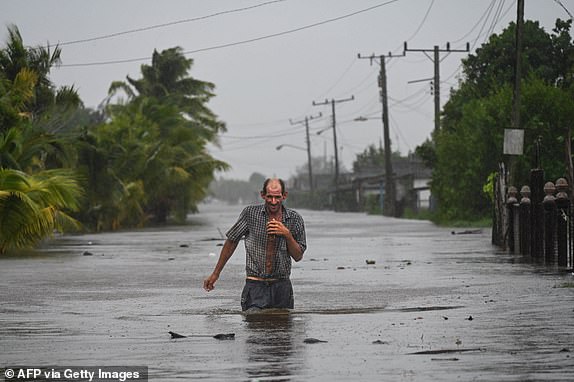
[1, 202, 573, 381]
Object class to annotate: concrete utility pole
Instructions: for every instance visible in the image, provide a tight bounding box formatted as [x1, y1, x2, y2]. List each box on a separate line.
[404, 42, 470, 134]
[358, 52, 404, 217]
[289, 112, 322, 193]
[313, 95, 354, 210]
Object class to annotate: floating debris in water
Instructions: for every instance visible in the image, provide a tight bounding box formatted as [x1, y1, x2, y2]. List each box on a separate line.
[304, 338, 327, 344]
[451, 229, 482, 235]
[431, 357, 459, 361]
[213, 333, 235, 340]
[168, 331, 235, 340]
[409, 348, 482, 355]
[169, 331, 187, 339]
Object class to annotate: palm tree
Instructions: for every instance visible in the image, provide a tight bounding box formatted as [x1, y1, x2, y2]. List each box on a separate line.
[0, 168, 83, 253]
[0, 26, 87, 250]
[102, 47, 228, 224]
[109, 47, 226, 141]
[0, 25, 82, 119]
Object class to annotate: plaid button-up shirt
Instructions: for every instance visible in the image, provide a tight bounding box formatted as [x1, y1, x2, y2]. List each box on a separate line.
[226, 204, 306, 279]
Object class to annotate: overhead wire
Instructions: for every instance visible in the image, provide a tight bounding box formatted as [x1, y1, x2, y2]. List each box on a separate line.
[60, 0, 402, 67]
[313, 57, 358, 101]
[484, 0, 508, 41]
[332, 0, 436, 135]
[57, 0, 287, 47]
[441, 0, 515, 97]
[451, 0, 497, 44]
[554, 0, 574, 19]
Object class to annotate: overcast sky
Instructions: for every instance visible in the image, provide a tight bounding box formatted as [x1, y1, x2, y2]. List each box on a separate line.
[1, 0, 572, 181]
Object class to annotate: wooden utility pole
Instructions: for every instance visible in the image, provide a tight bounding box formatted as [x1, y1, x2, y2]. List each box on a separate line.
[289, 113, 322, 193]
[313, 96, 354, 210]
[358, 52, 404, 217]
[509, 0, 525, 187]
[511, 0, 524, 132]
[404, 42, 470, 134]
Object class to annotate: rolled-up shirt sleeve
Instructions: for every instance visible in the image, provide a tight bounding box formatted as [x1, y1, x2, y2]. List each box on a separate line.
[226, 207, 249, 242]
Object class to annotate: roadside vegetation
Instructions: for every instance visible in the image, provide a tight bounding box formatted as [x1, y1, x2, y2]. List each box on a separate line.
[0, 26, 226, 253]
[420, 19, 574, 223]
[282, 19, 574, 227]
[2, 17, 574, 252]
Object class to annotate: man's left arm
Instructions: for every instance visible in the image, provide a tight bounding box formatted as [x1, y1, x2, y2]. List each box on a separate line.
[267, 218, 305, 262]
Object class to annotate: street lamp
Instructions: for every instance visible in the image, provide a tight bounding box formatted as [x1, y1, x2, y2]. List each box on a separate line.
[355, 114, 395, 217]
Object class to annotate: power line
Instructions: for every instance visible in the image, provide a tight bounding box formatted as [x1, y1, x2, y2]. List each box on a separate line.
[222, 125, 305, 140]
[554, 0, 574, 19]
[404, 42, 470, 133]
[314, 0, 430, 106]
[313, 57, 358, 101]
[289, 112, 322, 192]
[452, 0, 497, 44]
[485, 0, 508, 40]
[387, 0, 436, 58]
[401, 0, 435, 45]
[60, 0, 402, 67]
[313, 95, 355, 209]
[357, 52, 404, 217]
[57, 0, 287, 46]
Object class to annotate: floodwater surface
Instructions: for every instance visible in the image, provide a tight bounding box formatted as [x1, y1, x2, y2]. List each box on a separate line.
[1, 202, 573, 381]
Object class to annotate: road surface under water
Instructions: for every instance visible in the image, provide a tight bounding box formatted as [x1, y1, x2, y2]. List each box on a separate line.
[1, 202, 573, 381]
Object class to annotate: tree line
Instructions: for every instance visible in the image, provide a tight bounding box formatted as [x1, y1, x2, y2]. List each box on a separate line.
[0, 26, 226, 253]
[2, 17, 573, 252]
[417, 18, 574, 223]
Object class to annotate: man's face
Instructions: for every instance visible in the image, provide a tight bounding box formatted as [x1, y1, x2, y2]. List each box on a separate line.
[262, 181, 286, 213]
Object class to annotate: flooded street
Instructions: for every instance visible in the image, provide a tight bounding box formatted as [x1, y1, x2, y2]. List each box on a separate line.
[1, 202, 574, 381]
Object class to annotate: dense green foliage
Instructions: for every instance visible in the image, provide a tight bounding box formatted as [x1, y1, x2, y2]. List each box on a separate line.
[352, 144, 401, 173]
[0, 25, 84, 252]
[78, 47, 228, 229]
[0, 168, 82, 253]
[426, 19, 574, 221]
[0, 26, 227, 252]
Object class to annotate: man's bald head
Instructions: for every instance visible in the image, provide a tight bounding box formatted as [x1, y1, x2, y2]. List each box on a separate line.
[262, 178, 286, 195]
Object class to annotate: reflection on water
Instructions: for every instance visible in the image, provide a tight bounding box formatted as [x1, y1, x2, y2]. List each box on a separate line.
[243, 313, 305, 381]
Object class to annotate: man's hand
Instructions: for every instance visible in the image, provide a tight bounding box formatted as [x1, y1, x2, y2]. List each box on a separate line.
[203, 273, 219, 292]
[267, 219, 289, 237]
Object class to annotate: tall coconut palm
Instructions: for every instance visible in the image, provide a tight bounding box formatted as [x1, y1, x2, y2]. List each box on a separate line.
[109, 46, 226, 141]
[103, 47, 228, 225]
[0, 25, 82, 119]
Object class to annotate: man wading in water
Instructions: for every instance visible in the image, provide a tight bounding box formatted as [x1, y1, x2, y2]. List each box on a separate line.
[203, 178, 307, 312]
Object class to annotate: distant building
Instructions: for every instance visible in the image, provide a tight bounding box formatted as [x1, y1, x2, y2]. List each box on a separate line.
[288, 155, 432, 216]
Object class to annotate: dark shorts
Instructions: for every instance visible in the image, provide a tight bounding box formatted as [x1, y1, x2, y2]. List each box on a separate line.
[241, 279, 294, 311]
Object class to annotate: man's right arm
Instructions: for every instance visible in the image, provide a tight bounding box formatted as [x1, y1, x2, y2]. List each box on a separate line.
[203, 239, 239, 291]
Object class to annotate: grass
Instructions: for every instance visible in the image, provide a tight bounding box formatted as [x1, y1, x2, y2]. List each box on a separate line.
[402, 208, 492, 228]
